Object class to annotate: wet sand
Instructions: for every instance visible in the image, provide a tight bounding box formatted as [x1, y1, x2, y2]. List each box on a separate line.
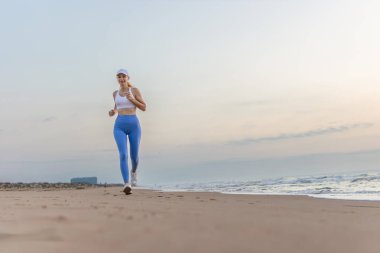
[1, 186, 380, 253]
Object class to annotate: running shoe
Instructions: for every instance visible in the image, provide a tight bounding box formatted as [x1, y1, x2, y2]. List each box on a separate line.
[122, 183, 132, 195]
[131, 172, 137, 187]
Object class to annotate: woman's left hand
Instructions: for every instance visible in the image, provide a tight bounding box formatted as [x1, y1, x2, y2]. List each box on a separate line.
[126, 92, 135, 102]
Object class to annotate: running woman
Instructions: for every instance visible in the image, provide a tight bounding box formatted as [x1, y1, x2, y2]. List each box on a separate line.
[108, 69, 146, 194]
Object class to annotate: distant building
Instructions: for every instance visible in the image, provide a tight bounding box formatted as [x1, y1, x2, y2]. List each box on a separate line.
[70, 177, 97, 185]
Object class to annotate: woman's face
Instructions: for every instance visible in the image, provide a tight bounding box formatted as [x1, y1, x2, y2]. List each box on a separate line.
[117, 74, 129, 88]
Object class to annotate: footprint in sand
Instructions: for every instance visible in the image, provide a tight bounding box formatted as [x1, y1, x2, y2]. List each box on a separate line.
[54, 215, 68, 222]
[0, 233, 13, 240]
[0, 229, 62, 242]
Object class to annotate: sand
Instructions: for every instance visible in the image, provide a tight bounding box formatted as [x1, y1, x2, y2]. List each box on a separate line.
[1, 186, 380, 253]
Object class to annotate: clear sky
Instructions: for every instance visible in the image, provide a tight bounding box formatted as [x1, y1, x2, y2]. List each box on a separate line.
[1, 0, 380, 185]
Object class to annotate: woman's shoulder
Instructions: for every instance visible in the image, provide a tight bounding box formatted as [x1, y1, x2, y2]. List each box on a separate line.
[112, 90, 118, 98]
[130, 86, 141, 93]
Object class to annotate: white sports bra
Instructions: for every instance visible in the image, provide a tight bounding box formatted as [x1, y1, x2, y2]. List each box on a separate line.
[115, 88, 136, 110]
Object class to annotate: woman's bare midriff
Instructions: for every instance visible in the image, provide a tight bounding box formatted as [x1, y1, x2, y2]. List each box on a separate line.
[117, 108, 137, 115]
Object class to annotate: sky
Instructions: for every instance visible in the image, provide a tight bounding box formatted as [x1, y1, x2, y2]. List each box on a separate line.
[1, 0, 380, 185]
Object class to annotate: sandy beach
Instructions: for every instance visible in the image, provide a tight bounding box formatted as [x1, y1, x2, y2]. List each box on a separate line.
[1, 185, 380, 253]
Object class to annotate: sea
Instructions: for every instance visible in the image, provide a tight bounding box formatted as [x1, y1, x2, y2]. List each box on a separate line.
[147, 171, 380, 201]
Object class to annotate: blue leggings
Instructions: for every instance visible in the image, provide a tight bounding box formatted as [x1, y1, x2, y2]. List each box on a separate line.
[113, 114, 141, 183]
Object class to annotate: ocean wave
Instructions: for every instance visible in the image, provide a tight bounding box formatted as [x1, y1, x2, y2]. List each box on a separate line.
[351, 176, 380, 183]
[153, 171, 380, 201]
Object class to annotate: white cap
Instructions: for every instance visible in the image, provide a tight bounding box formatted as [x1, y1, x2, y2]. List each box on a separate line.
[116, 68, 129, 76]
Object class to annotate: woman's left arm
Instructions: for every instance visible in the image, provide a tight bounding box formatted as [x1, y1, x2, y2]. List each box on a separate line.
[129, 88, 146, 111]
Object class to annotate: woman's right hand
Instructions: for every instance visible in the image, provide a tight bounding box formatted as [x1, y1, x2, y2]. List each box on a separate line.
[109, 109, 116, 117]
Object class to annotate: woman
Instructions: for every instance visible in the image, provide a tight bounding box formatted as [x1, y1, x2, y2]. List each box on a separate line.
[108, 68, 146, 194]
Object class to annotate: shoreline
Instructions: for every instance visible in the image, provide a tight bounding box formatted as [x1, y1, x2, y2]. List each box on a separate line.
[1, 182, 379, 202]
[0, 182, 119, 191]
[1, 186, 380, 253]
[161, 189, 380, 202]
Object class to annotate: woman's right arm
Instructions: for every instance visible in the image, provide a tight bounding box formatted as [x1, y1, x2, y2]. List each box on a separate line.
[108, 91, 117, 117]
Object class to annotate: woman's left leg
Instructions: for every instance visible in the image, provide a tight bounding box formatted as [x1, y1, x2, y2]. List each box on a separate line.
[128, 117, 141, 173]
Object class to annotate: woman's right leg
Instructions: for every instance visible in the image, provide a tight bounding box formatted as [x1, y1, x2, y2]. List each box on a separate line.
[113, 123, 129, 184]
